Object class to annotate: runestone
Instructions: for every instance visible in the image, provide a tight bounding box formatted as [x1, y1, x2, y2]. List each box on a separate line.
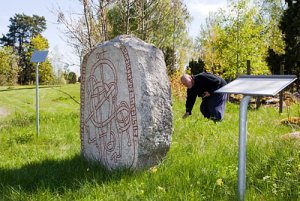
[80, 35, 173, 170]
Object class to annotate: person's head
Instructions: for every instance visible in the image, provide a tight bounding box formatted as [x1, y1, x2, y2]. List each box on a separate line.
[181, 74, 194, 89]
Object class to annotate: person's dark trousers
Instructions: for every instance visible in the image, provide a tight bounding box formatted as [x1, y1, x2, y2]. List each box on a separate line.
[200, 93, 227, 121]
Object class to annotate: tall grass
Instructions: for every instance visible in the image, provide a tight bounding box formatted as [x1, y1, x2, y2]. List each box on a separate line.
[0, 84, 299, 200]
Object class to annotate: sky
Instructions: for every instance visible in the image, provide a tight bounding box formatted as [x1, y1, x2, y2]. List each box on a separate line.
[0, 0, 227, 75]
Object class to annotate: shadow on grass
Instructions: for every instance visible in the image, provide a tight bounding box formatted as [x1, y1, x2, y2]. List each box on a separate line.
[0, 154, 136, 194]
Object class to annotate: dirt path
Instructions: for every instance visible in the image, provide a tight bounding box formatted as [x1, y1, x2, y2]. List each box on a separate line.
[0, 107, 9, 118]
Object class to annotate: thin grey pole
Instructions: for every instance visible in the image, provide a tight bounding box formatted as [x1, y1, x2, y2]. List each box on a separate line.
[36, 62, 40, 136]
[246, 60, 250, 75]
[279, 64, 284, 113]
[238, 95, 251, 201]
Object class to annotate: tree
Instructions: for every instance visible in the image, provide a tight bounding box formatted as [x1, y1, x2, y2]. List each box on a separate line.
[67, 72, 77, 84]
[57, 0, 112, 62]
[0, 13, 47, 84]
[107, 0, 137, 37]
[28, 34, 54, 84]
[196, 13, 224, 75]
[266, 48, 283, 74]
[260, 0, 285, 75]
[187, 58, 205, 75]
[57, 0, 192, 75]
[0, 13, 46, 48]
[260, 0, 285, 55]
[0, 46, 20, 85]
[108, 0, 192, 74]
[279, 0, 300, 89]
[196, 0, 271, 80]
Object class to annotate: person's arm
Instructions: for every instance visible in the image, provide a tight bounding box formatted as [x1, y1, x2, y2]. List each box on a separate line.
[183, 88, 197, 118]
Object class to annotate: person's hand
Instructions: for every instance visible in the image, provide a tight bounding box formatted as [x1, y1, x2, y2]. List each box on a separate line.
[203, 91, 210, 98]
[182, 112, 190, 119]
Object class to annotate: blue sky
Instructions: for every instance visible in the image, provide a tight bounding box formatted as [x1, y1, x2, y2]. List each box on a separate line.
[0, 0, 227, 75]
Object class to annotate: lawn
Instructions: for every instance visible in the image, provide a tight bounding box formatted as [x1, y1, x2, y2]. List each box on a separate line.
[0, 84, 299, 200]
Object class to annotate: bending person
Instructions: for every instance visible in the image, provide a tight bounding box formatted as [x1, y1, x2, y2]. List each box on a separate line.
[181, 72, 227, 121]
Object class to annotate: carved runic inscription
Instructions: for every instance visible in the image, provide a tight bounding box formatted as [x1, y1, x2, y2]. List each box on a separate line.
[81, 46, 138, 169]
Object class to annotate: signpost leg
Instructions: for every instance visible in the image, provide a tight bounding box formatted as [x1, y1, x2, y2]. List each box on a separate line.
[238, 95, 251, 201]
[36, 62, 39, 136]
[31, 50, 48, 137]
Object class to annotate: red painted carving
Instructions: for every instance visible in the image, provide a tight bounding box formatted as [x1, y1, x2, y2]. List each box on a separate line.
[80, 46, 138, 169]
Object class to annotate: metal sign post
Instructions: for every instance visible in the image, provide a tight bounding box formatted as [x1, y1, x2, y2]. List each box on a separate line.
[30, 50, 49, 137]
[35, 62, 40, 136]
[215, 75, 297, 201]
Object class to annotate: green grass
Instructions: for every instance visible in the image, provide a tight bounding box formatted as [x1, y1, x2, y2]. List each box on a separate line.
[0, 84, 299, 200]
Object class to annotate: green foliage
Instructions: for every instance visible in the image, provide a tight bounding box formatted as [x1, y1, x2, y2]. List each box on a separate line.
[0, 13, 47, 84]
[108, 0, 192, 74]
[266, 48, 283, 74]
[260, 0, 285, 55]
[279, 0, 300, 89]
[52, 68, 67, 85]
[28, 34, 54, 84]
[163, 47, 176, 75]
[0, 85, 299, 200]
[196, 0, 278, 80]
[0, 46, 20, 85]
[0, 13, 46, 47]
[67, 72, 77, 84]
[262, 0, 286, 75]
[187, 58, 205, 75]
[59, 0, 192, 75]
[38, 60, 54, 84]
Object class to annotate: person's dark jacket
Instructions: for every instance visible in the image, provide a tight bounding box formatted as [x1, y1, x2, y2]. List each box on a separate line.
[185, 73, 227, 114]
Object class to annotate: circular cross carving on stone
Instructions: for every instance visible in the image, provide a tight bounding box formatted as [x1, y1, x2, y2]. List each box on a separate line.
[81, 35, 172, 170]
[82, 47, 138, 170]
